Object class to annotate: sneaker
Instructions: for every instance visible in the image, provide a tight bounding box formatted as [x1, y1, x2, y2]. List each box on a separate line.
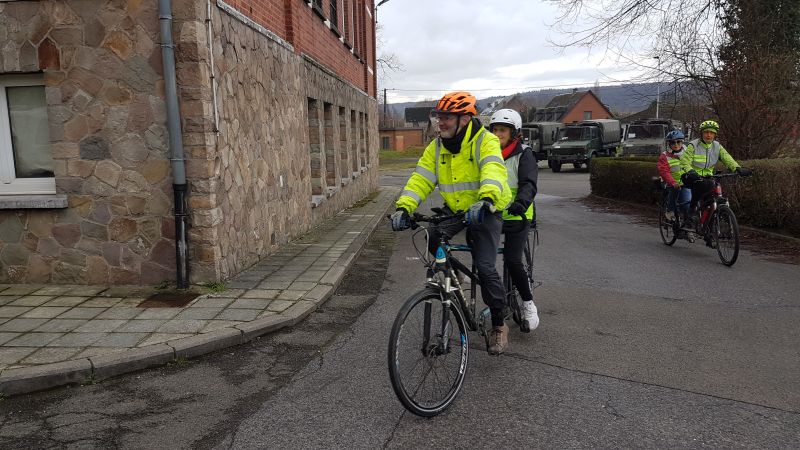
[664, 211, 675, 221]
[521, 300, 539, 332]
[487, 324, 509, 355]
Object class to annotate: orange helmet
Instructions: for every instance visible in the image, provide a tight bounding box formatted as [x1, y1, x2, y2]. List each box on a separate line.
[433, 91, 478, 116]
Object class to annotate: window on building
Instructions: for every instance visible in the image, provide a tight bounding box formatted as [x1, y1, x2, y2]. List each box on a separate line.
[330, 0, 339, 31]
[381, 136, 390, 150]
[0, 73, 55, 195]
[583, 111, 592, 120]
[342, 0, 352, 47]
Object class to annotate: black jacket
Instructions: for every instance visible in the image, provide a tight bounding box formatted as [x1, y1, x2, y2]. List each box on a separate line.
[504, 140, 538, 209]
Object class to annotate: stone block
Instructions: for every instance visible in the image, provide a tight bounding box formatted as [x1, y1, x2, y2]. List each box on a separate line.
[94, 160, 122, 187]
[63, 115, 88, 141]
[1, 244, 30, 266]
[89, 343, 173, 381]
[140, 159, 169, 184]
[0, 216, 24, 243]
[52, 142, 80, 159]
[102, 30, 132, 59]
[85, 256, 108, 285]
[79, 135, 110, 160]
[80, 220, 107, 240]
[111, 135, 148, 168]
[149, 239, 175, 268]
[108, 217, 137, 242]
[88, 202, 111, 225]
[37, 37, 60, 70]
[98, 81, 133, 106]
[66, 160, 95, 177]
[109, 267, 140, 285]
[83, 18, 105, 47]
[50, 27, 83, 47]
[51, 224, 80, 248]
[101, 241, 122, 265]
[68, 195, 93, 217]
[69, 67, 103, 96]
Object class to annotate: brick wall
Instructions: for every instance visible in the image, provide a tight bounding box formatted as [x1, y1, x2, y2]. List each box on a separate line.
[220, 0, 376, 97]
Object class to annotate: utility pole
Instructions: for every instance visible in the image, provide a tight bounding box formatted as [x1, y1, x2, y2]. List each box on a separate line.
[383, 88, 387, 127]
[654, 56, 660, 118]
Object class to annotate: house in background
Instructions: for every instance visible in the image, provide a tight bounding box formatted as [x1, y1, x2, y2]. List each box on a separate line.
[0, 0, 378, 285]
[378, 105, 432, 151]
[533, 89, 613, 123]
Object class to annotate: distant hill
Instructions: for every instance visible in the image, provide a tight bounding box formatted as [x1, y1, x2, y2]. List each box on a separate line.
[386, 82, 667, 118]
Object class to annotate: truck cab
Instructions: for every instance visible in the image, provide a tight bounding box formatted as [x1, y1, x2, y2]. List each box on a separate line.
[548, 119, 621, 172]
[620, 119, 682, 156]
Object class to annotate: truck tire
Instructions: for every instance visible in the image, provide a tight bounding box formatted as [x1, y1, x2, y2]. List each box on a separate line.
[551, 162, 562, 173]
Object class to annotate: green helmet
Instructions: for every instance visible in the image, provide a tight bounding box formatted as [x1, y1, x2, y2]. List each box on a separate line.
[699, 120, 719, 134]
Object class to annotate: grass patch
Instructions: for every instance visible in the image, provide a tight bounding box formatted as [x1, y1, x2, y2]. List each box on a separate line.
[379, 146, 425, 160]
[350, 190, 380, 208]
[199, 281, 227, 293]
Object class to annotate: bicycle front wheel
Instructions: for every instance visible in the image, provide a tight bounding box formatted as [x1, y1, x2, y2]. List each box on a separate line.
[714, 205, 740, 266]
[659, 196, 677, 246]
[388, 288, 469, 417]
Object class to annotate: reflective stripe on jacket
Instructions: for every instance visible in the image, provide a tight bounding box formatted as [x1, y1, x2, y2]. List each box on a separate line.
[502, 144, 536, 221]
[396, 119, 511, 213]
[680, 138, 739, 176]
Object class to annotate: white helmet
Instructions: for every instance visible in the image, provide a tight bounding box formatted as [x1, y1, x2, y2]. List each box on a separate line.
[489, 108, 522, 132]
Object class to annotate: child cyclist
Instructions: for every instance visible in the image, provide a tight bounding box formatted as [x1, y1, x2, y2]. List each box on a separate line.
[488, 109, 539, 332]
[657, 130, 691, 223]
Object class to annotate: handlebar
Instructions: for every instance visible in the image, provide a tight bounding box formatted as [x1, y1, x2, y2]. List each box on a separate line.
[411, 211, 465, 225]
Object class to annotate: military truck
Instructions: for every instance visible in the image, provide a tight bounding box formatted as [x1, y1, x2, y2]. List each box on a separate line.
[620, 118, 682, 156]
[520, 122, 561, 162]
[548, 119, 621, 172]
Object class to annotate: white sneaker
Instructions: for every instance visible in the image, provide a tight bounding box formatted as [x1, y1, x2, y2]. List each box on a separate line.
[521, 300, 539, 332]
[664, 211, 675, 221]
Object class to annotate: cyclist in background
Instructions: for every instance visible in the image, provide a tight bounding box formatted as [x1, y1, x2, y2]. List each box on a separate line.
[657, 130, 690, 223]
[389, 91, 513, 355]
[489, 109, 540, 333]
[680, 120, 752, 246]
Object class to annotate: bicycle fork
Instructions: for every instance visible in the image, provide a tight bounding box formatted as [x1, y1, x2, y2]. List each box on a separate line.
[421, 297, 452, 357]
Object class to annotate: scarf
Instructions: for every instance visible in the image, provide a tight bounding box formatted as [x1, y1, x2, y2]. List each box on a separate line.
[502, 139, 519, 160]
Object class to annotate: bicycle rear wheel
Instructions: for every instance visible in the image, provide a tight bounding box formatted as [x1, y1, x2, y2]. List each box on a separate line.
[388, 288, 469, 417]
[714, 205, 740, 266]
[659, 196, 678, 246]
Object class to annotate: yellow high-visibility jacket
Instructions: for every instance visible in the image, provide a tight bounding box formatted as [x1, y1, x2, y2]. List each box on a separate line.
[679, 138, 739, 176]
[396, 120, 511, 213]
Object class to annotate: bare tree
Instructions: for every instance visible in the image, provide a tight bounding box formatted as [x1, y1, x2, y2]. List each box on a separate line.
[548, 0, 800, 158]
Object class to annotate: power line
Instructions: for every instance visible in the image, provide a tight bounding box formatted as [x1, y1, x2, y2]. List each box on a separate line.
[385, 79, 646, 93]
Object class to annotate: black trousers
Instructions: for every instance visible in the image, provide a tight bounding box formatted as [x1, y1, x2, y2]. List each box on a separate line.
[688, 179, 715, 210]
[502, 219, 533, 302]
[427, 210, 506, 327]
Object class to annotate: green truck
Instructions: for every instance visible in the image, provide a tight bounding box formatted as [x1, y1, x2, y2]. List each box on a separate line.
[620, 118, 682, 156]
[520, 122, 561, 162]
[548, 119, 621, 172]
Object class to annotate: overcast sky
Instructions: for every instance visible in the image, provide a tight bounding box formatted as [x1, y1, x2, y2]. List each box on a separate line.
[376, 0, 649, 103]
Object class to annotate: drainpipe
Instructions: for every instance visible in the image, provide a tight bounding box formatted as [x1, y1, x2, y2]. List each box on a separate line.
[158, 0, 190, 289]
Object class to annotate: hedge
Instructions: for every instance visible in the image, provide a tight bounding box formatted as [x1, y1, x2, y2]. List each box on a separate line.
[589, 157, 800, 237]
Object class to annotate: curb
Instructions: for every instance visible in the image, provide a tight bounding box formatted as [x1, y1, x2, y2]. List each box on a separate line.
[0, 187, 398, 397]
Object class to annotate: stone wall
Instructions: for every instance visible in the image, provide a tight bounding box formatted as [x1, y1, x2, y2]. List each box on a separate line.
[196, 6, 378, 281]
[0, 0, 207, 285]
[0, 0, 377, 285]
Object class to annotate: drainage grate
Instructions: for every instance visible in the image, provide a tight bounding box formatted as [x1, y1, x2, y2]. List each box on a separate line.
[138, 292, 200, 308]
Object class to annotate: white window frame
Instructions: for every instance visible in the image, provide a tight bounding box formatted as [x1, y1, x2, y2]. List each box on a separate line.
[0, 73, 56, 195]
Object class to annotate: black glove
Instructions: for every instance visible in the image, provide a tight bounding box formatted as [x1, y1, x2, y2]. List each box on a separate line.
[507, 201, 527, 216]
[466, 198, 496, 225]
[390, 208, 410, 231]
[735, 167, 753, 177]
[681, 170, 700, 185]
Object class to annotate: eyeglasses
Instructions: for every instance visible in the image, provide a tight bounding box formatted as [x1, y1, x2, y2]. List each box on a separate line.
[668, 140, 684, 146]
[429, 112, 458, 122]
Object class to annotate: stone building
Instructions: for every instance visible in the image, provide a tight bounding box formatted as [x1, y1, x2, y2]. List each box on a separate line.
[0, 0, 378, 285]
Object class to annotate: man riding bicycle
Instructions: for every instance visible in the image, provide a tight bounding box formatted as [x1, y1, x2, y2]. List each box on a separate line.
[390, 91, 513, 355]
[680, 120, 752, 246]
[488, 108, 540, 333]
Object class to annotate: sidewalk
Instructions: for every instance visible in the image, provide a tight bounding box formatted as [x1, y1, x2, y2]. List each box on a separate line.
[0, 187, 399, 396]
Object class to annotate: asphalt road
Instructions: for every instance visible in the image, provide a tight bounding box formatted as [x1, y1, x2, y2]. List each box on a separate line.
[2, 166, 798, 449]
